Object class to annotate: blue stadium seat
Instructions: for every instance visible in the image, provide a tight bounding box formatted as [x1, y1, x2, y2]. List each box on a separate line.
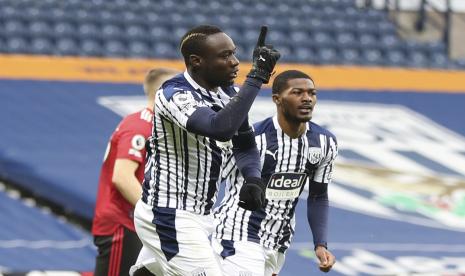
[267, 30, 287, 45]
[101, 24, 124, 40]
[332, 19, 355, 33]
[152, 42, 178, 59]
[53, 22, 77, 39]
[96, 10, 120, 25]
[121, 11, 145, 25]
[125, 24, 147, 41]
[190, 14, 209, 26]
[78, 23, 100, 40]
[79, 39, 103, 57]
[29, 21, 52, 38]
[145, 11, 167, 26]
[30, 37, 54, 55]
[311, 31, 335, 47]
[307, 18, 324, 32]
[316, 47, 338, 64]
[429, 52, 449, 68]
[0, 37, 6, 53]
[223, 27, 241, 44]
[455, 59, 465, 69]
[55, 38, 79, 56]
[3, 20, 28, 37]
[24, 7, 50, 22]
[424, 41, 447, 55]
[103, 40, 127, 57]
[72, 9, 97, 25]
[385, 50, 408, 67]
[358, 33, 378, 48]
[149, 26, 171, 43]
[408, 51, 429, 68]
[362, 48, 384, 65]
[293, 47, 316, 64]
[275, 45, 293, 62]
[340, 48, 361, 65]
[355, 19, 378, 34]
[173, 27, 189, 42]
[49, 8, 68, 22]
[128, 41, 152, 58]
[377, 20, 397, 35]
[335, 32, 358, 48]
[5, 36, 29, 54]
[379, 34, 401, 49]
[289, 31, 310, 44]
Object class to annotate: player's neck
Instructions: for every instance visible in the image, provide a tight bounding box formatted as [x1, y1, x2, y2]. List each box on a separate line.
[277, 114, 306, 139]
[147, 99, 154, 111]
[188, 69, 218, 92]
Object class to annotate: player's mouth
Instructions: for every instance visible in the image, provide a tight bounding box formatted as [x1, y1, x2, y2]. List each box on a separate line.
[230, 70, 238, 79]
[298, 105, 313, 114]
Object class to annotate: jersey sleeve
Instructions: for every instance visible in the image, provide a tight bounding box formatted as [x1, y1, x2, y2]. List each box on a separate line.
[155, 88, 205, 129]
[310, 135, 338, 184]
[115, 128, 147, 164]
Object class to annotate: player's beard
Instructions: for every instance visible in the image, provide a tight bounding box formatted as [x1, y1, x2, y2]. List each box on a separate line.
[282, 105, 312, 123]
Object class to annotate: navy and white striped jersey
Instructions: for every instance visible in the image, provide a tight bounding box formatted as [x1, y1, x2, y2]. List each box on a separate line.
[142, 71, 238, 215]
[214, 116, 338, 252]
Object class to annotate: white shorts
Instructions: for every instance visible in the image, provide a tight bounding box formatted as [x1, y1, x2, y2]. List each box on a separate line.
[132, 200, 222, 276]
[212, 238, 285, 276]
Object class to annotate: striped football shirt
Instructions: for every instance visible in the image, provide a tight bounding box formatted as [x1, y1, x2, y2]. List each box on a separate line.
[214, 115, 338, 252]
[142, 72, 238, 215]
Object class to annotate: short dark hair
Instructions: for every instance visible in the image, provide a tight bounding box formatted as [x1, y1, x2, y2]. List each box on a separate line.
[272, 70, 314, 94]
[179, 25, 223, 63]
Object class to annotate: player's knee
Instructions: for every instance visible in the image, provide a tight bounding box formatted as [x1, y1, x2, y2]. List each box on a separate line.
[133, 266, 156, 276]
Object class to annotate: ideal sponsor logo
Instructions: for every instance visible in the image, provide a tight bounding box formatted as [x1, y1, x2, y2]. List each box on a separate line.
[268, 173, 306, 190]
[266, 172, 306, 200]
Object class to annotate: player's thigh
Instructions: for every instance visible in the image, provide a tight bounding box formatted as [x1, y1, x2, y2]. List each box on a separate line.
[264, 250, 286, 276]
[120, 227, 143, 275]
[167, 209, 221, 275]
[130, 245, 162, 276]
[212, 238, 266, 276]
[93, 235, 113, 276]
[134, 202, 221, 275]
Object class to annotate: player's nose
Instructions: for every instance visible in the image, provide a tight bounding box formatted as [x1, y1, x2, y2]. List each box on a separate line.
[230, 54, 239, 67]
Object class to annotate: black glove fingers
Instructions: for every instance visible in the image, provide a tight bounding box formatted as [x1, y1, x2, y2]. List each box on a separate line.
[256, 25, 268, 47]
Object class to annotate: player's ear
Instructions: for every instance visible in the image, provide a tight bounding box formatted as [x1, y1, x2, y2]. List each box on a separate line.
[189, 54, 202, 68]
[272, 94, 281, 105]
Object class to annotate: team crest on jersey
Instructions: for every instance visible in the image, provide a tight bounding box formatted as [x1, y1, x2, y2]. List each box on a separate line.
[308, 147, 322, 164]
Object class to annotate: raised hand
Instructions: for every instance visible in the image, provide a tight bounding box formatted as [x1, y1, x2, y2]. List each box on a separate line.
[247, 26, 281, 84]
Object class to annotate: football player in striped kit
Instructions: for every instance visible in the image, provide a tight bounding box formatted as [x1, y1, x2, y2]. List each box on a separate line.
[131, 25, 280, 275]
[213, 70, 338, 275]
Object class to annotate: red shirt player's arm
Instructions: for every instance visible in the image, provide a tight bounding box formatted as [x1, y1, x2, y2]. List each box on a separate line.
[112, 117, 148, 206]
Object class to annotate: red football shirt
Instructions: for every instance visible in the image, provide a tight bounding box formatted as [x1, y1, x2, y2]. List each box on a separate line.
[92, 108, 153, 235]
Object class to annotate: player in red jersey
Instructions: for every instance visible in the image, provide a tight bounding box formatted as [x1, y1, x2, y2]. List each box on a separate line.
[92, 68, 177, 276]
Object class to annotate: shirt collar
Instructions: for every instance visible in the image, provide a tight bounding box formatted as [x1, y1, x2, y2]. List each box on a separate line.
[183, 71, 222, 99]
[272, 115, 311, 137]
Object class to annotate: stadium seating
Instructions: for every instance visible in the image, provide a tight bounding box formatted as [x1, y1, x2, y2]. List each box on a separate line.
[0, 0, 463, 68]
[0, 186, 95, 271]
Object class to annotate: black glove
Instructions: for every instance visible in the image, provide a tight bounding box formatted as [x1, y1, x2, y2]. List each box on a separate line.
[238, 177, 266, 211]
[247, 26, 281, 84]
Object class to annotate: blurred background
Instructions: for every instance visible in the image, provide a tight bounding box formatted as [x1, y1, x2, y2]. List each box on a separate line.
[1, 0, 465, 275]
